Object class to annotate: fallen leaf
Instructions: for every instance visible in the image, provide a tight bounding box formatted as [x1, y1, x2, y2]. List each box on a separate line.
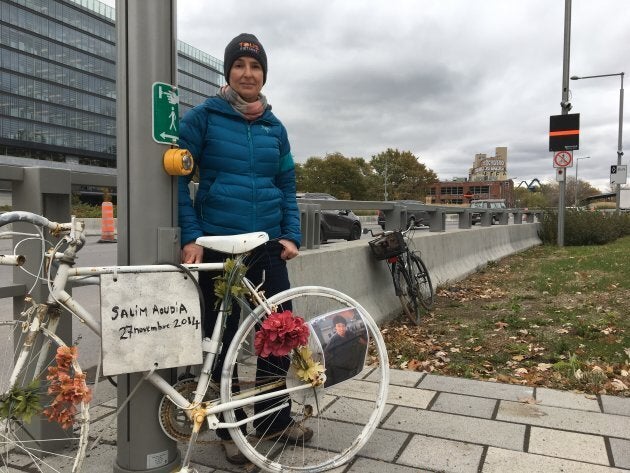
[536, 363, 553, 372]
[556, 328, 569, 334]
[472, 346, 483, 352]
[518, 397, 540, 405]
[610, 379, 628, 391]
[514, 368, 528, 376]
[495, 322, 509, 330]
[512, 355, 525, 361]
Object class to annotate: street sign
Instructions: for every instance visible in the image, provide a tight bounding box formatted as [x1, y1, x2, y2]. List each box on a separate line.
[556, 168, 566, 182]
[549, 113, 580, 151]
[610, 165, 628, 185]
[152, 82, 179, 144]
[553, 150, 573, 168]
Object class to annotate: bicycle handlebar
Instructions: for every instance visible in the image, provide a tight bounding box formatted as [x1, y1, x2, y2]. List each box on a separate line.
[0, 211, 74, 233]
[0, 211, 85, 266]
[363, 223, 415, 238]
[0, 254, 26, 266]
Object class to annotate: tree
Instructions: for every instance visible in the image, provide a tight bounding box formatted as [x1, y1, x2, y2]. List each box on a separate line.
[539, 182, 560, 208]
[513, 187, 547, 209]
[532, 178, 601, 209]
[296, 153, 371, 199]
[370, 148, 438, 201]
[570, 177, 601, 206]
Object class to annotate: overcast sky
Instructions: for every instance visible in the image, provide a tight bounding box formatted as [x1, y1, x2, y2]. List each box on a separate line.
[107, 0, 630, 192]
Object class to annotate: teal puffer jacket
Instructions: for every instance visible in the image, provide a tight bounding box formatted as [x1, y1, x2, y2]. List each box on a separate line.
[177, 96, 301, 247]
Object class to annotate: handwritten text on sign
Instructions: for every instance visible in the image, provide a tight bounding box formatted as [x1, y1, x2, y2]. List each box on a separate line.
[100, 271, 202, 376]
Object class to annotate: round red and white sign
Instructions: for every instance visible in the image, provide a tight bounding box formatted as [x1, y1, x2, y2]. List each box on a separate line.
[553, 151, 573, 168]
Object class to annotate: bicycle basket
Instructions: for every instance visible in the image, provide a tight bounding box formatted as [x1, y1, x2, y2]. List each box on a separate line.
[368, 232, 407, 260]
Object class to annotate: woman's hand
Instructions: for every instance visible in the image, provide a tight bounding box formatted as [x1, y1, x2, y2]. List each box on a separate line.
[181, 242, 203, 264]
[278, 239, 299, 260]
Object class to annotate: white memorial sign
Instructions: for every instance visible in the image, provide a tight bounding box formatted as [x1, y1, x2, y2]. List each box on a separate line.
[100, 271, 202, 376]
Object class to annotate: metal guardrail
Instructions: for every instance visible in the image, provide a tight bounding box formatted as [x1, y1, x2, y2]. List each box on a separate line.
[297, 199, 543, 249]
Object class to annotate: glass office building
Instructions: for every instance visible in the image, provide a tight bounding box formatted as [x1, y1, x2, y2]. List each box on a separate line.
[0, 0, 224, 168]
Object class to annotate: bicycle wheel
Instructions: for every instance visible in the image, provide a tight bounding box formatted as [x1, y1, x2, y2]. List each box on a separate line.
[394, 258, 422, 325]
[0, 320, 89, 473]
[409, 252, 434, 310]
[221, 286, 389, 472]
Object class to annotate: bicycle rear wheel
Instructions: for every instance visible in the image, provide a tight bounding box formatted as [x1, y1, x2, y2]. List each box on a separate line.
[409, 252, 434, 310]
[394, 259, 422, 325]
[221, 286, 389, 472]
[0, 320, 89, 473]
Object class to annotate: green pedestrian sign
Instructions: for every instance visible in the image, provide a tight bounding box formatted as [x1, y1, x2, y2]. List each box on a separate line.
[152, 82, 179, 144]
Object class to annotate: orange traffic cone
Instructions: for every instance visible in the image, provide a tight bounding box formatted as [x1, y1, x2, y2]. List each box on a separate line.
[98, 201, 117, 243]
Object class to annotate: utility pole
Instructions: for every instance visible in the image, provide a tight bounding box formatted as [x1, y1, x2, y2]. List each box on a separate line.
[558, 0, 572, 246]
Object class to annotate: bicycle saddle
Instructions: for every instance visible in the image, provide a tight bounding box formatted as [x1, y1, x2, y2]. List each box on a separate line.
[195, 232, 269, 254]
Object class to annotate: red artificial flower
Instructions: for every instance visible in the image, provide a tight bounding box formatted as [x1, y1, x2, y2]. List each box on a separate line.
[254, 310, 309, 357]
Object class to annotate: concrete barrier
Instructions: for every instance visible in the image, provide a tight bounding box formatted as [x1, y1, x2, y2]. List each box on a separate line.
[289, 223, 541, 324]
[9, 217, 539, 325]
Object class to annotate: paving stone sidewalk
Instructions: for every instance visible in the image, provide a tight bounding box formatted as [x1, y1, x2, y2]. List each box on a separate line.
[55, 371, 630, 473]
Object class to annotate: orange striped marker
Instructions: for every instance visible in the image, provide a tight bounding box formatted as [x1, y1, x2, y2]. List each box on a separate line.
[98, 201, 117, 243]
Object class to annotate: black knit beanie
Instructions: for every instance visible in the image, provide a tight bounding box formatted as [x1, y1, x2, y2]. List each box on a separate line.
[224, 33, 268, 85]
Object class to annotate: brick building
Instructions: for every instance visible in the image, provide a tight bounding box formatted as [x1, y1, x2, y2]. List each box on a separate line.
[427, 146, 514, 206]
[427, 179, 514, 206]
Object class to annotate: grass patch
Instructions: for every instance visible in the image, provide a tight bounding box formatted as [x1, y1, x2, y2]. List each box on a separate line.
[381, 236, 630, 396]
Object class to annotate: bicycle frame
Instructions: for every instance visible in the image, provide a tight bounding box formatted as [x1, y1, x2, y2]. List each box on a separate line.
[2, 213, 316, 470]
[382, 230, 415, 297]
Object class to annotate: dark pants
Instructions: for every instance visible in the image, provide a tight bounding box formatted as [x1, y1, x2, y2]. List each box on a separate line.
[198, 240, 293, 439]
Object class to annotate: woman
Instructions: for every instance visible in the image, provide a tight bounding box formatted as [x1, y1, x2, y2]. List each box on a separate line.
[177, 33, 310, 464]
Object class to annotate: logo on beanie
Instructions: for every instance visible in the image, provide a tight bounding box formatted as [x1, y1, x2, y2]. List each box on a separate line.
[239, 41, 261, 55]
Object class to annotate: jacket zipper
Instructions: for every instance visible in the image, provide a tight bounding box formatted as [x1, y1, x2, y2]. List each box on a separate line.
[248, 124, 256, 230]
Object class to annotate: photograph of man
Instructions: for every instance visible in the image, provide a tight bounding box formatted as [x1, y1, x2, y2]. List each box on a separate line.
[323, 314, 367, 387]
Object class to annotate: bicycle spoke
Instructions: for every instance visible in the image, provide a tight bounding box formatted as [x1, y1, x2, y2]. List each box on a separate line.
[0, 322, 89, 473]
[221, 286, 388, 472]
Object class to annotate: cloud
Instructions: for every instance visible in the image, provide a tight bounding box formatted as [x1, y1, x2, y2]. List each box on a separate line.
[104, 0, 630, 191]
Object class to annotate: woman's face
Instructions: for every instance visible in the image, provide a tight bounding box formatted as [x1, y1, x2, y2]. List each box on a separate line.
[229, 56, 264, 102]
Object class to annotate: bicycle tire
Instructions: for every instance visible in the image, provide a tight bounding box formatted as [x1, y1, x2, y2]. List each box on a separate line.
[394, 258, 422, 325]
[409, 252, 434, 310]
[0, 321, 90, 473]
[220, 286, 389, 472]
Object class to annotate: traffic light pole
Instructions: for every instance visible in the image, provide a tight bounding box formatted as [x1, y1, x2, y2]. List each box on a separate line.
[114, 1, 181, 471]
[616, 73, 624, 212]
